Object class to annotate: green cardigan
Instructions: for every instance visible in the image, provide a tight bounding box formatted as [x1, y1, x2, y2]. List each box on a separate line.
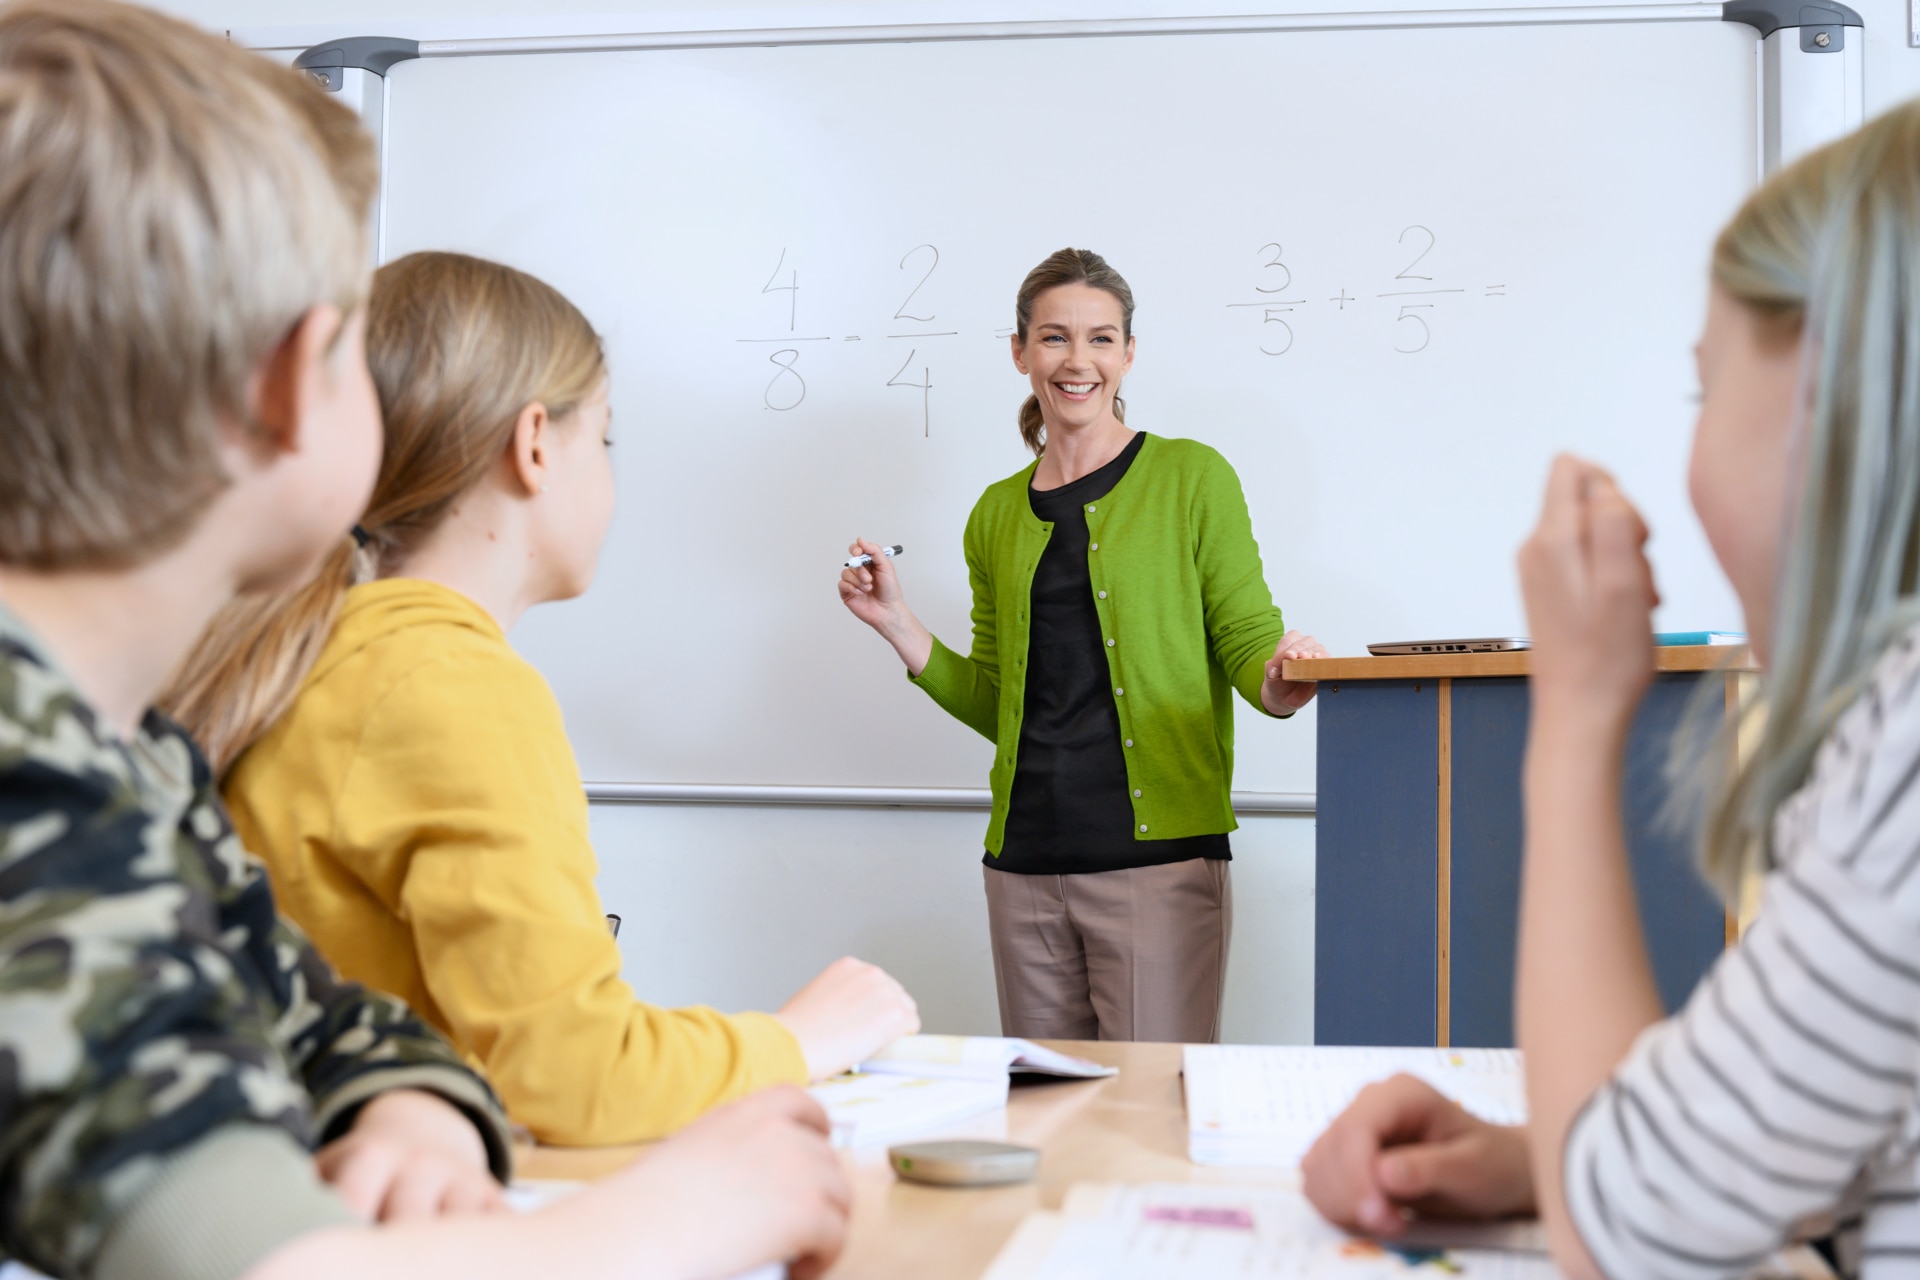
[911, 432, 1288, 855]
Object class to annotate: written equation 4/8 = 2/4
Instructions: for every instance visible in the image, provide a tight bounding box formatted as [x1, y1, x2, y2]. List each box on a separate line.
[735, 245, 953, 435]
[1224, 226, 1507, 356]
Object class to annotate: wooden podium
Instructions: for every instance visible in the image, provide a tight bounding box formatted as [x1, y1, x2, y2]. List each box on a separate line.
[1282, 647, 1745, 1048]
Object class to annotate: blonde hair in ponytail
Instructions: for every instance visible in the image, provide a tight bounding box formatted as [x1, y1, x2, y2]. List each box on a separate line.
[1012, 248, 1136, 456]
[164, 251, 606, 773]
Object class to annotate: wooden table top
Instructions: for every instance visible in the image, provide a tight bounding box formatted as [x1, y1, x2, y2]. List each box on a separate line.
[516, 1041, 1290, 1279]
[1280, 644, 1753, 682]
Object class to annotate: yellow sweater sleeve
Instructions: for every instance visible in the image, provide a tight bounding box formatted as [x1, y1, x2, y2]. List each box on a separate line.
[335, 649, 807, 1145]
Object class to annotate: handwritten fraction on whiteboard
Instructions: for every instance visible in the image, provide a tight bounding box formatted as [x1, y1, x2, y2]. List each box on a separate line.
[735, 243, 948, 433]
[734, 229, 1508, 436]
[1222, 227, 1508, 357]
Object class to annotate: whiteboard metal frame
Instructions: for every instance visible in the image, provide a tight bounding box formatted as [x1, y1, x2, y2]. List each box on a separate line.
[585, 782, 1316, 813]
[286, 2, 1866, 187]
[408, 6, 1724, 54]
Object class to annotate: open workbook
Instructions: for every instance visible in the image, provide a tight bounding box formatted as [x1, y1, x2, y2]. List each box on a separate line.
[810, 1035, 1115, 1147]
[859, 1035, 1118, 1082]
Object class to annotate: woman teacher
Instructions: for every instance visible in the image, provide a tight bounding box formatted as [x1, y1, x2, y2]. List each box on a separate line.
[840, 248, 1325, 1042]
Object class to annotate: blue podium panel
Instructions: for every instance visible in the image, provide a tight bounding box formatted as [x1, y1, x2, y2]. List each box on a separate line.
[1446, 673, 1728, 1047]
[1448, 678, 1528, 1048]
[1625, 675, 1729, 1015]
[1315, 679, 1439, 1046]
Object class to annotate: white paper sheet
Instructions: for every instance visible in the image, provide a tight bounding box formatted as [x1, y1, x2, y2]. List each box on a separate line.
[982, 1182, 1561, 1280]
[1184, 1045, 1527, 1168]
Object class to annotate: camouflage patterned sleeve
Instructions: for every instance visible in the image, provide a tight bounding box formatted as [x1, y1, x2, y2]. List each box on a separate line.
[274, 910, 517, 1179]
[0, 658, 508, 1280]
[183, 714, 515, 1180]
[0, 693, 347, 1277]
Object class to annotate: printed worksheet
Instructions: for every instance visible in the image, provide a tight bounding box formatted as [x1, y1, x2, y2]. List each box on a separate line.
[1184, 1045, 1527, 1168]
[983, 1183, 1560, 1280]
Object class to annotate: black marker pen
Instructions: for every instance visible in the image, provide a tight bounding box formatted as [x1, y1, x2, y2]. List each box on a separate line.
[844, 545, 904, 568]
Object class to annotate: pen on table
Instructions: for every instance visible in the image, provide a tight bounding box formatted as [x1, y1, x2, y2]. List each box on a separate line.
[844, 545, 905, 568]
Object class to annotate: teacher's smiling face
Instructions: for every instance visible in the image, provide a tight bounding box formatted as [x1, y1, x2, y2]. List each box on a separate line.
[1012, 283, 1136, 435]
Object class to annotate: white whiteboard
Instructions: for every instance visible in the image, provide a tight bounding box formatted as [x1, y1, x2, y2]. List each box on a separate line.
[378, 15, 1756, 794]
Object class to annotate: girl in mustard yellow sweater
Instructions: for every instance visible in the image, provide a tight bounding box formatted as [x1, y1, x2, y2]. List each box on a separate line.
[165, 251, 918, 1146]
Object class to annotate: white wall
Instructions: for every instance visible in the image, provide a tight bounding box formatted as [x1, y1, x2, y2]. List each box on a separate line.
[592, 803, 1316, 1043]
[146, 0, 1920, 1043]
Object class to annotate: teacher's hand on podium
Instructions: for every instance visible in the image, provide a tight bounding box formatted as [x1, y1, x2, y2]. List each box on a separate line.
[1301, 1073, 1535, 1239]
[1261, 629, 1329, 716]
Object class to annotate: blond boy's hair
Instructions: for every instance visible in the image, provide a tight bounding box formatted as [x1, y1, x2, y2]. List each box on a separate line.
[0, 0, 377, 569]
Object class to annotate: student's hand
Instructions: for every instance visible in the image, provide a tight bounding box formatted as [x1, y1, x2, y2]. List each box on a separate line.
[317, 1088, 504, 1222]
[1260, 630, 1329, 715]
[1301, 1074, 1535, 1239]
[248, 1088, 846, 1279]
[589, 1085, 852, 1280]
[838, 537, 935, 674]
[775, 955, 922, 1080]
[1516, 455, 1660, 734]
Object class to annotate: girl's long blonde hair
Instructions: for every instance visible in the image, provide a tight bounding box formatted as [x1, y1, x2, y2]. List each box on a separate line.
[163, 251, 606, 773]
[1692, 101, 1920, 896]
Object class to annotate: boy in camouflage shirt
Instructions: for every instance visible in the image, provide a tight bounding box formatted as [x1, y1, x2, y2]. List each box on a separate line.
[0, 3, 850, 1279]
[0, 610, 514, 1277]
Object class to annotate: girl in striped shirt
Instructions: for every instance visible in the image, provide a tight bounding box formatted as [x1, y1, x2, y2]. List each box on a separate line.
[1302, 100, 1920, 1279]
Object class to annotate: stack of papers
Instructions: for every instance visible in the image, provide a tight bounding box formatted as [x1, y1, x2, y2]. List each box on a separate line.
[812, 1035, 1114, 1148]
[1184, 1045, 1527, 1167]
[982, 1182, 1560, 1280]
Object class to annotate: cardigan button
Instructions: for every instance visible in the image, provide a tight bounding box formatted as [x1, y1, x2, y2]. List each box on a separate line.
[1139, 824, 1149, 833]
[1125, 739, 1134, 748]
[1106, 638, 1115, 647]
[1087, 504, 1096, 513]
[1091, 542, 1099, 551]
[1098, 590, 1107, 599]
[1115, 688, 1124, 696]
[1134, 789, 1142, 797]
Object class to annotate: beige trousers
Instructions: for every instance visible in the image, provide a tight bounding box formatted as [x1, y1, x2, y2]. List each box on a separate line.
[981, 858, 1232, 1043]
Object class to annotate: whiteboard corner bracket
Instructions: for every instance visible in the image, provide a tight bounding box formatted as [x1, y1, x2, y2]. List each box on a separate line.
[294, 35, 421, 92]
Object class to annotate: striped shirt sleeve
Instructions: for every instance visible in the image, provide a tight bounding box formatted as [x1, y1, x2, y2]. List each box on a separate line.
[1564, 634, 1920, 1280]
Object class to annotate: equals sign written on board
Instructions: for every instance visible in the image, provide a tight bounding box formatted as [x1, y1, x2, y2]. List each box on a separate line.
[1485, 285, 1507, 297]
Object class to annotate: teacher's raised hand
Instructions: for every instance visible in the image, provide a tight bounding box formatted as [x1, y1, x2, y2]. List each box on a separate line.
[1260, 629, 1329, 716]
[838, 536, 934, 675]
[1515, 455, 1660, 732]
